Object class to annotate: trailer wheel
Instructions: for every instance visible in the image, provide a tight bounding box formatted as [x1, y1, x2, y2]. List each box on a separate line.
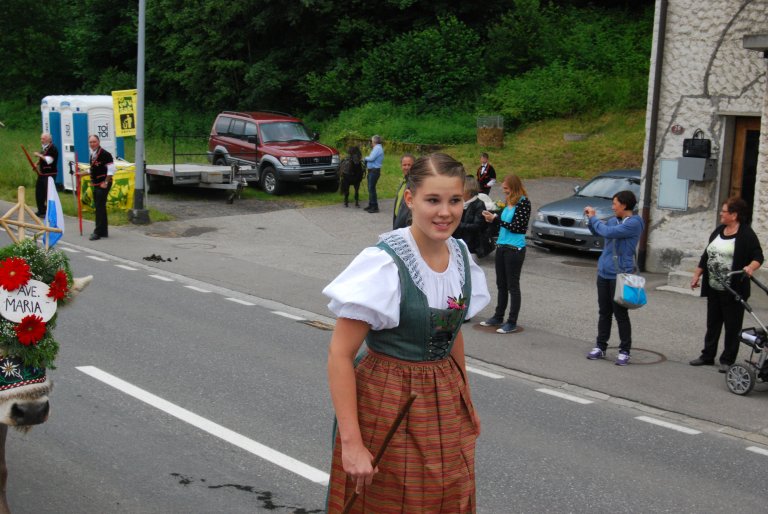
[726, 363, 756, 395]
[260, 166, 285, 195]
[213, 156, 227, 166]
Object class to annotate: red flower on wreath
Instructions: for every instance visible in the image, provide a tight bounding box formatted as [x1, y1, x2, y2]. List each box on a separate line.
[14, 315, 46, 346]
[0, 257, 31, 291]
[47, 270, 69, 301]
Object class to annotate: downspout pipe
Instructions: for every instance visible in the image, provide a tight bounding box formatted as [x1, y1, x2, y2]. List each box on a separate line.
[639, 0, 668, 271]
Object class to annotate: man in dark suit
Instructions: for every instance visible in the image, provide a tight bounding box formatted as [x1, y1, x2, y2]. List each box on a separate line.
[476, 152, 497, 195]
[33, 133, 58, 216]
[86, 135, 114, 240]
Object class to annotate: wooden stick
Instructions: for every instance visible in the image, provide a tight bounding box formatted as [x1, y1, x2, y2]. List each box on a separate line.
[341, 392, 418, 514]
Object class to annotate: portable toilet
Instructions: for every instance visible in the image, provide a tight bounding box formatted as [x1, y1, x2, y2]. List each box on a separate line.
[41, 95, 125, 190]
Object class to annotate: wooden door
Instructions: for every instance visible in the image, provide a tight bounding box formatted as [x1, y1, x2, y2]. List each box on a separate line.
[729, 117, 761, 213]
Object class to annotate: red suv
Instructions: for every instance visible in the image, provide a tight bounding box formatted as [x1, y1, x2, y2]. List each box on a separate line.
[207, 111, 340, 195]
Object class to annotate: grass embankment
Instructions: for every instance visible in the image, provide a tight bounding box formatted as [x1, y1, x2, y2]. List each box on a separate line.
[0, 109, 645, 219]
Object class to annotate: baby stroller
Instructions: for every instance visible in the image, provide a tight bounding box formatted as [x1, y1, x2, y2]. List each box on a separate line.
[722, 270, 768, 395]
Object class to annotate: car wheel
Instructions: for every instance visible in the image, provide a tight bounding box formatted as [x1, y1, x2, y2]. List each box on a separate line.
[260, 166, 285, 195]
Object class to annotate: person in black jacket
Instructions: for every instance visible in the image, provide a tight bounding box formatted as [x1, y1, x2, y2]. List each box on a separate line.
[476, 152, 496, 195]
[33, 133, 58, 216]
[453, 176, 487, 255]
[480, 175, 532, 334]
[689, 197, 764, 372]
[86, 135, 114, 241]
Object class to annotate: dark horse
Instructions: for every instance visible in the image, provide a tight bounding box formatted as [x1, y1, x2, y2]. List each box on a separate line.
[339, 146, 365, 208]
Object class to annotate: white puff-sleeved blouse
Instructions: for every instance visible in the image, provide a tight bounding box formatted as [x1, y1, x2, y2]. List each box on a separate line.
[323, 228, 490, 330]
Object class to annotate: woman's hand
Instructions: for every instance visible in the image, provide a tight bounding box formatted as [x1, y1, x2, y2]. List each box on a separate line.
[341, 440, 378, 494]
[690, 268, 703, 289]
[481, 210, 496, 223]
[472, 409, 482, 437]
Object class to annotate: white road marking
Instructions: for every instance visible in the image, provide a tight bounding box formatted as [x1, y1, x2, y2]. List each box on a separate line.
[466, 366, 504, 379]
[226, 298, 255, 306]
[149, 274, 174, 282]
[87, 255, 108, 262]
[115, 264, 137, 271]
[635, 416, 701, 435]
[746, 446, 768, 457]
[76, 366, 330, 485]
[536, 388, 594, 404]
[60, 247, 80, 253]
[185, 285, 211, 293]
[272, 311, 305, 321]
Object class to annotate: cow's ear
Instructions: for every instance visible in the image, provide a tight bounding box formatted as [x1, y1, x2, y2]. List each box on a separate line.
[70, 275, 93, 297]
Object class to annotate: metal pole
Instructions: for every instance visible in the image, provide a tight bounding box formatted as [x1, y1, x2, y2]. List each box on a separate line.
[130, 0, 150, 224]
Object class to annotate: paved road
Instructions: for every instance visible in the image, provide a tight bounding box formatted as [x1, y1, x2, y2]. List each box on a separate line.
[6, 242, 768, 512]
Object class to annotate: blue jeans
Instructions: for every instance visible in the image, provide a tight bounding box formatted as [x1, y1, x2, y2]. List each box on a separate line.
[367, 169, 380, 208]
[596, 276, 631, 353]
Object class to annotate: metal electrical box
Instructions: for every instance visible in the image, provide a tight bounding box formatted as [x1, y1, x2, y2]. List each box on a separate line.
[677, 157, 717, 181]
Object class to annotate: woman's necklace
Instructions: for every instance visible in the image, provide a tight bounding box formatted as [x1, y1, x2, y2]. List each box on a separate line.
[724, 223, 739, 236]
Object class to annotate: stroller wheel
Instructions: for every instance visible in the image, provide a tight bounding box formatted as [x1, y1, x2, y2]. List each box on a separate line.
[725, 363, 756, 396]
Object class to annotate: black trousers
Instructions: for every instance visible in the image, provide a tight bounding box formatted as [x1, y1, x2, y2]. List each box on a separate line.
[701, 289, 745, 365]
[93, 183, 111, 237]
[493, 246, 525, 323]
[596, 276, 632, 353]
[35, 174, 53, 214]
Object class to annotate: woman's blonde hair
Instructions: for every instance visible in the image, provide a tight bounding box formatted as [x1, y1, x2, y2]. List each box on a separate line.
[503, 175, 527, 206]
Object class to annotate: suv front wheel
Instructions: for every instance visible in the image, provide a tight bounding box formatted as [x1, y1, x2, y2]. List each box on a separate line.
[260, 166, 286, 195]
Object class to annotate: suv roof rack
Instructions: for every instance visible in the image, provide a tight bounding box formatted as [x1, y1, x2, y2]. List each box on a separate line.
[221, 110, 294, 118]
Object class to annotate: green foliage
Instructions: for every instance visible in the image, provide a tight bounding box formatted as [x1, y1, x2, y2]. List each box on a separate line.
[358, 16, 482, 108]
[484, 0, 555, 77]
[319, 102, 476, 146]
[484, 63, 649, 125]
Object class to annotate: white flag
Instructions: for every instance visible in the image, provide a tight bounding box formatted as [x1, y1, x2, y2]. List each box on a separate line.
[45, 177, 64, 247]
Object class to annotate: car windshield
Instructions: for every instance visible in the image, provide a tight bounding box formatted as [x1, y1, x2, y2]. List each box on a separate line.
[576, 176, 640, 199]
[260, 122, 312, 143]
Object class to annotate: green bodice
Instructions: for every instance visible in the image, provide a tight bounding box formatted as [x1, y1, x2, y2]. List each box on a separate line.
[364, 234, 471, 361]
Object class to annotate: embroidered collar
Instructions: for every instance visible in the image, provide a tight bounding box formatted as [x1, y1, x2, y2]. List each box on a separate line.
[379, 230, 465, 298]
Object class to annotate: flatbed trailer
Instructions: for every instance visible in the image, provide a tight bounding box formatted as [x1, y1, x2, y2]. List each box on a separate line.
[144, 163, 254, 203]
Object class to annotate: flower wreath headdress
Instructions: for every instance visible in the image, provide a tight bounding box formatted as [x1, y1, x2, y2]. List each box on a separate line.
[0, 239, 72, 370]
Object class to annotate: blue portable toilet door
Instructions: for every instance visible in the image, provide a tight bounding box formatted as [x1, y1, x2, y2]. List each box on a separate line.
[73, 113, 90, 167]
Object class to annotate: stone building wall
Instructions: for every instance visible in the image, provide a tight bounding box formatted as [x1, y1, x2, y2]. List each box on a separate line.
[643, 0, 767, 272]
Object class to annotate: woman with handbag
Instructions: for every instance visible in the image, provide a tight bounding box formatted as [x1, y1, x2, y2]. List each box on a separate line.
[584, 190, 644, 365]
[689, 197, 763, 373]
[480, 175, 531, 334]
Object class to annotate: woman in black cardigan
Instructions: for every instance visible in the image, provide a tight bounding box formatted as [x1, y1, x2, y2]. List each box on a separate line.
[689, 197, 764, 372]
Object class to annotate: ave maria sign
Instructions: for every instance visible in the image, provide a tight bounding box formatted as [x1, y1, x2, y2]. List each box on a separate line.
[0, 280, 57, 323]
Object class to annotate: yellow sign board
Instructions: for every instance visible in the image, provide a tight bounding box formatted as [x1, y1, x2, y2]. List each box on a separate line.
[78, 162, 136, 212]
[112, 89, 137, 137]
